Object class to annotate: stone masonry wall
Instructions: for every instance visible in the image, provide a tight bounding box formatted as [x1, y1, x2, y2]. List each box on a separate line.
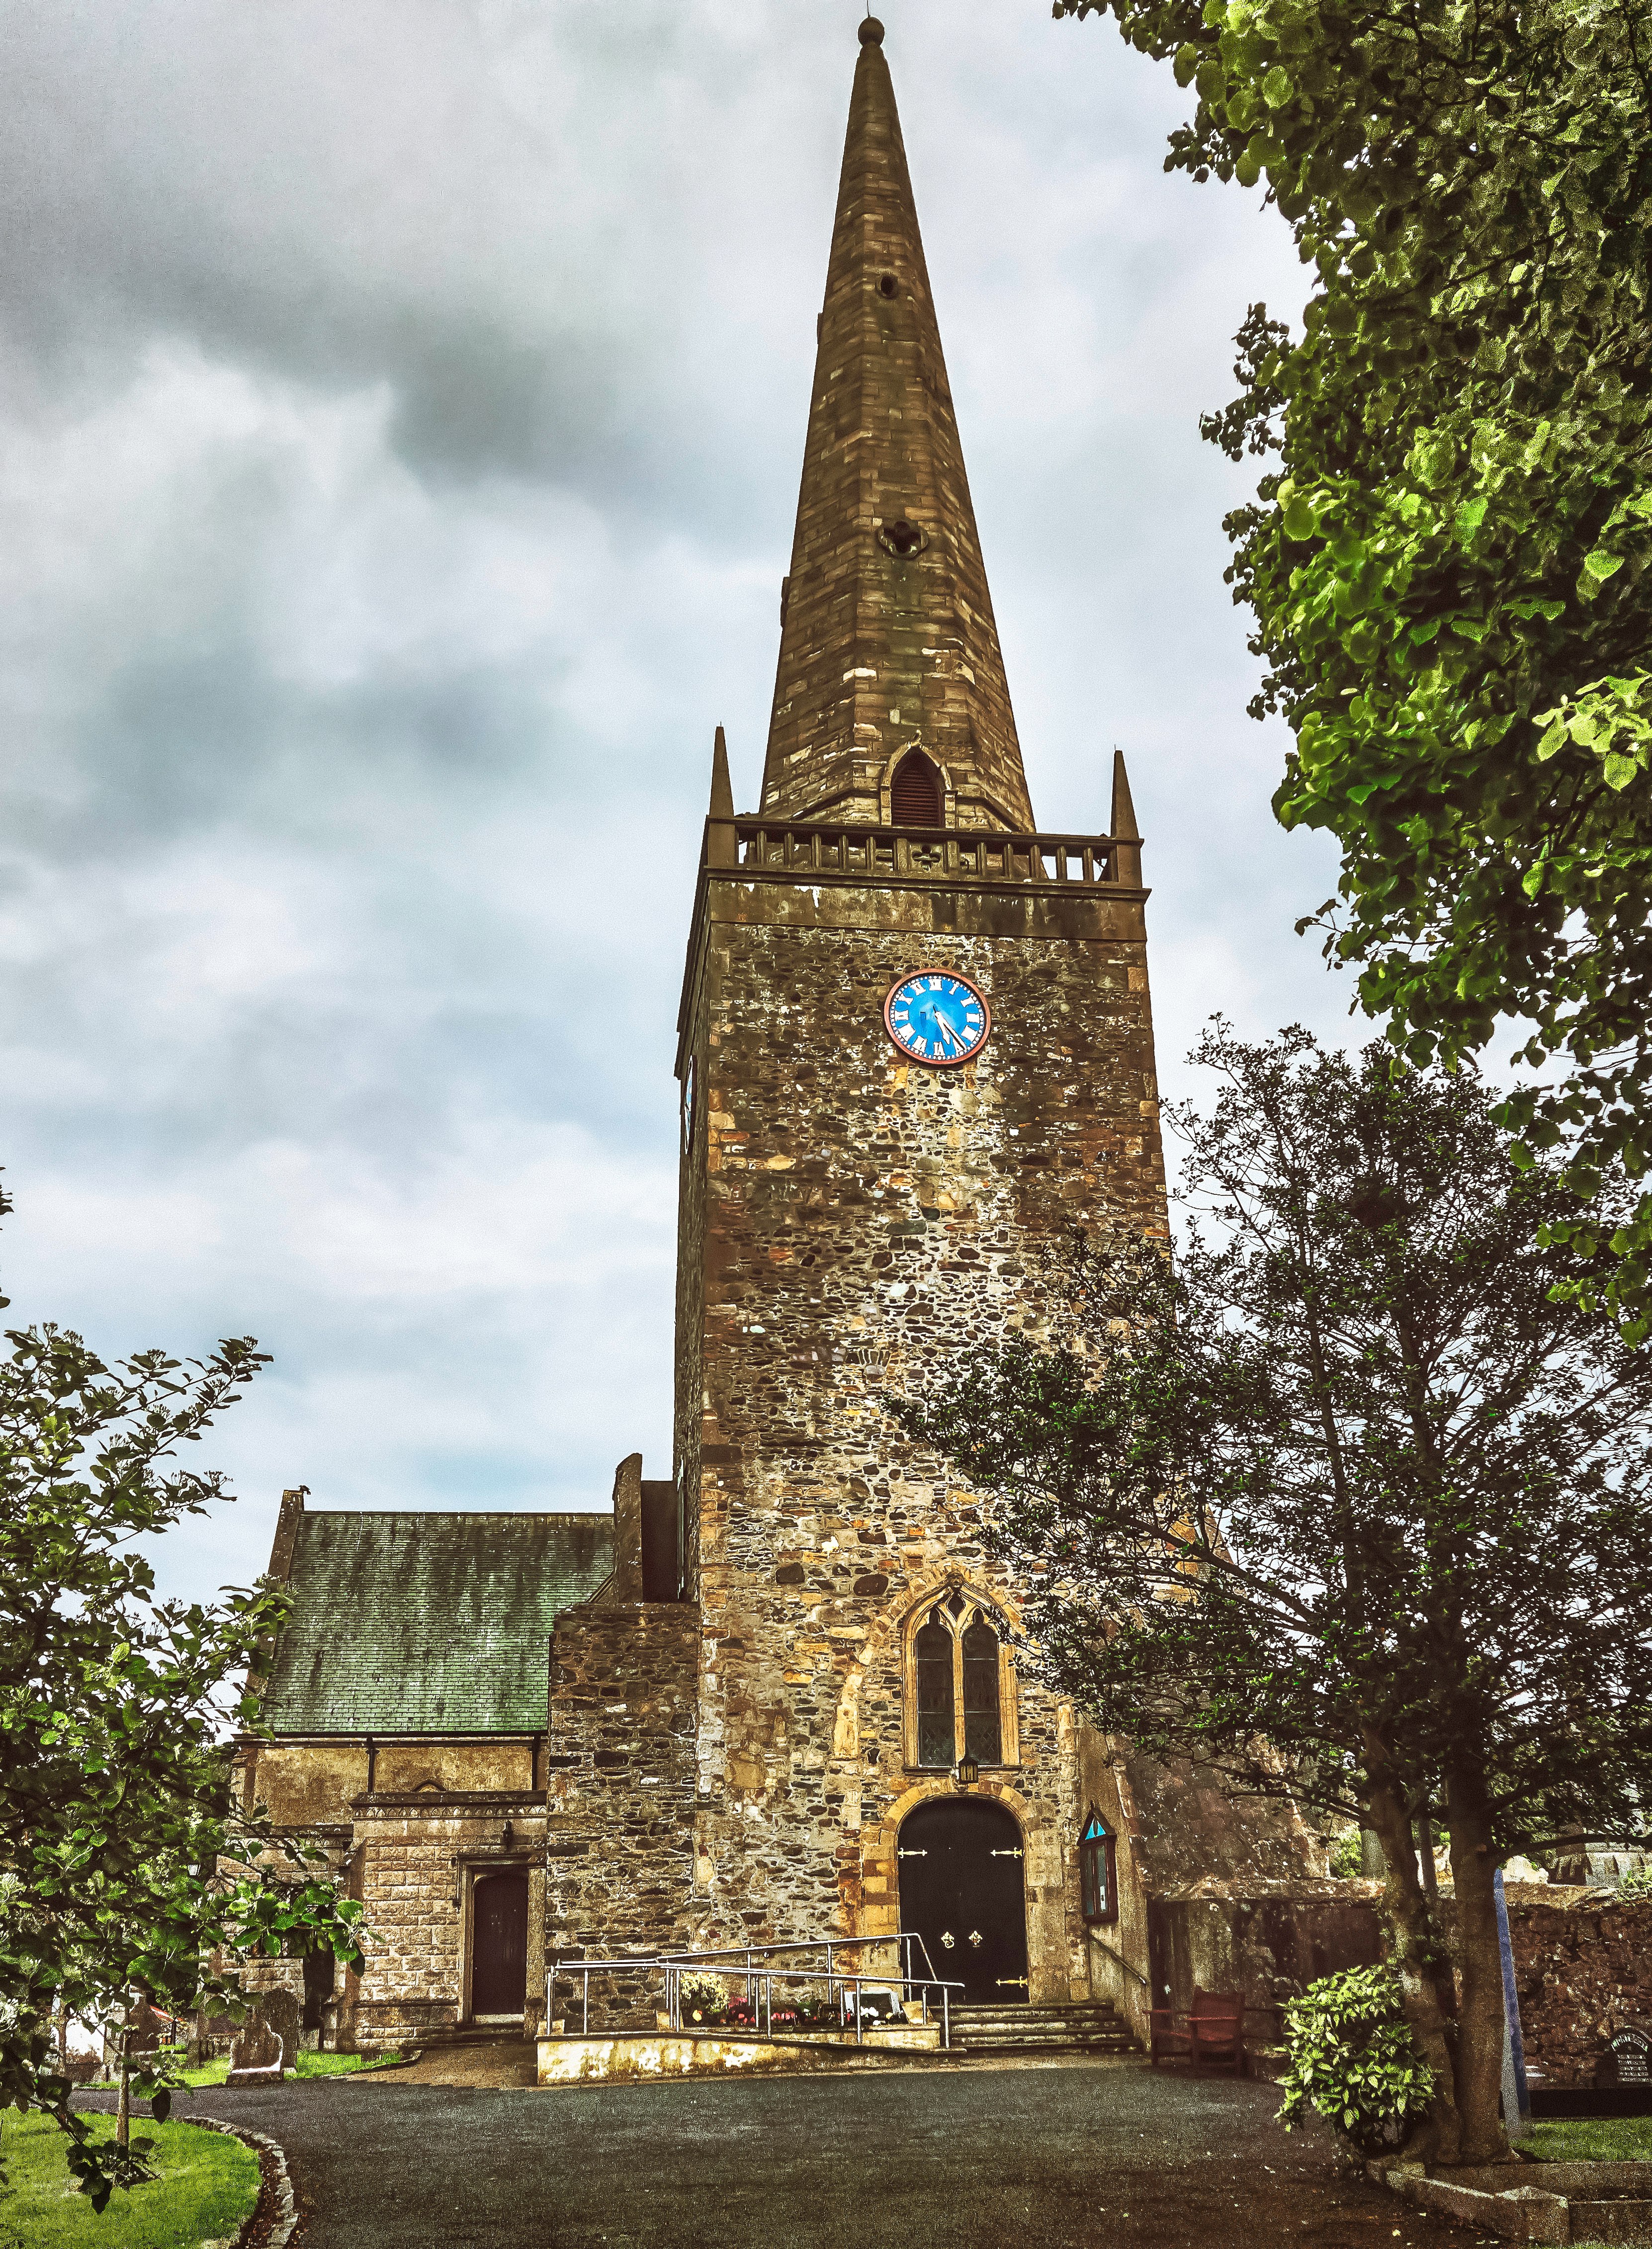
[1125, 1754, 1338, 1894]
[1504, 1891, 1652, 2087]
[1138, 1882, 1652, 2082]
[546, 1603, 700, 2029]
[244, 1738, 537, 1829]
[1150, 1885, 1385, 2054]
[671, 869, 1174, 2001]
[345, 1793, 547, 2049]
[1077, 1730, 1154, 2040]
[842, 1569, 1088, 1999]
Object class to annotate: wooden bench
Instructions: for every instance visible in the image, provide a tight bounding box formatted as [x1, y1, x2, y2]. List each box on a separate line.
[1149, 1987, 1245, 2074]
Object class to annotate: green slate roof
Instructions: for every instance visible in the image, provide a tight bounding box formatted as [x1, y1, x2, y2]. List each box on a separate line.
[261, 1510, 612, 1735]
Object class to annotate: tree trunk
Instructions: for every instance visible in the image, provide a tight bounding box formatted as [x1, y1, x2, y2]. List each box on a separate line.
[1445, 1772, 1511, 2165]
[1418, 1810, 1440, 1901]
[1364, 1770, 1460, 2165]
[115, 2003, 130, 2157]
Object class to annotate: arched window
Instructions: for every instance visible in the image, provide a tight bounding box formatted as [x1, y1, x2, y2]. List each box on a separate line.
[961, 1619, 1001, 1765]
[915, 1618, 955, 1768]
[1080, 1808, 1117, 1925]
[904, 1592, 1018, 1770]
[890, 750, 943, 828]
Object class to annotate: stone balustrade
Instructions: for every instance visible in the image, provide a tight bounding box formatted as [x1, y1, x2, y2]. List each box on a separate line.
[707, 816, 1138, 889]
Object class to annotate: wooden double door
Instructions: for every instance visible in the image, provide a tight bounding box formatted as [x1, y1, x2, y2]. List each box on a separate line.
[896, 1798, 1029, 2005]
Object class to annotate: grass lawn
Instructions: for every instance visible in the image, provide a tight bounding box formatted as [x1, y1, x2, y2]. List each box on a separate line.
[0, 2110, 258, 2249]
[172, 2048, 400, 2089]
[79, 2049, 401, 2091]
[1523, 2115, 1652, 2162]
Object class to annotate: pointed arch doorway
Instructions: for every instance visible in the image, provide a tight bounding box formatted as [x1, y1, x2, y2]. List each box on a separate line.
[897, 1797, 1029, 2004]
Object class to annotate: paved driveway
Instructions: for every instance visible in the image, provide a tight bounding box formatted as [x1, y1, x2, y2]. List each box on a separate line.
[144, 2058, 1491, 2249]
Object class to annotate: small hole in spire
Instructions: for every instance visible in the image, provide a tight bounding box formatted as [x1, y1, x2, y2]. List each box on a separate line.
[878, 274, 898, 299]
[880, 519, 926, 558]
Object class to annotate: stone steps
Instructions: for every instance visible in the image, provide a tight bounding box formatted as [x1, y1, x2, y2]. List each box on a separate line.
[949, 2003, 1136, 2056]
[405, 2022, 530, 2051]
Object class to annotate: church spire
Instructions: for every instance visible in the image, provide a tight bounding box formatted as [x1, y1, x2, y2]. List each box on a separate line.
[757, 17, 1035, 833]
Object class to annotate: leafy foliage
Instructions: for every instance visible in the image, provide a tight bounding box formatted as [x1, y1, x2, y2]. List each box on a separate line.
[0, 1195, 366, 2208]
[896, 1027, 1652, 1847]
[891, 1025, 1652, 2159]
[677, 1971, 728, 2023]
[1276, 1965, 1436, 2154]
[1328, 1829, 1365, 1881]
[1053, 0, 1652, 1328]
[1616, 1863, 1652, 1899]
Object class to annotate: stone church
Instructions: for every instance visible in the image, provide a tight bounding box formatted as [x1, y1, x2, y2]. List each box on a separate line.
[241, 17, 1327, 2057]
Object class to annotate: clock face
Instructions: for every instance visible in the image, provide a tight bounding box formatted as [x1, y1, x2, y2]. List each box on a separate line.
[883, 970, 991, 1067]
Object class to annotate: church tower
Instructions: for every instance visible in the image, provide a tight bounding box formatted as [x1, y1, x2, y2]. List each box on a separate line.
[662, 18, 1169, 2006]
[238, 18, 1329, 2060]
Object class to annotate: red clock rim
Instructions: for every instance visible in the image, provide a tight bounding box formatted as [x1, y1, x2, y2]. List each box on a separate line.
[882, 969, 992, 1068]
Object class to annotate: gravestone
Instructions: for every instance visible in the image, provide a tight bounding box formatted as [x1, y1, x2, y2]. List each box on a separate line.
[261, 1986, 302, 2060]
[226, 2007, 284, 2087]
[194, 2008, 239, 2063]
[1605, 2025, 1652, 2086]
[125, 2002, 170, 2057]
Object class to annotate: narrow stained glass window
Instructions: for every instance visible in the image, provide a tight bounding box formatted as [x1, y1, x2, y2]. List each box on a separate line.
[961, 1618, 1001, 1765]
[915, 1616, 955, 1768]
[1080, 1811, 1116, 1924]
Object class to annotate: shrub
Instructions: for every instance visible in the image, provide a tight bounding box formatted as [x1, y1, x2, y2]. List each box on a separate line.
[1616, 1864, 1652, 1901]
[1276, 1965, 1437, 2157]
[1328, 1830, 1364, 1880]
[677, 1971, 727, 2026]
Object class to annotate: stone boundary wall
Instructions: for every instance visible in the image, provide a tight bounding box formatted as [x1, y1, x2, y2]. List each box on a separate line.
[1149, 1883, 1385, 2052]
[1502, 1891, 1652, 2088]
[1149, 1880, 1652, 2089]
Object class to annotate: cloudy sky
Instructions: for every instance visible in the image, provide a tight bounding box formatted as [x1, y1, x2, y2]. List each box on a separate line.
[0, 0, 1350, 1604]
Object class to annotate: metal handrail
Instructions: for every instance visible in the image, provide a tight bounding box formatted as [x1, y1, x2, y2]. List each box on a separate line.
[546, 1940, 964, 2050]
[1085, 1930, 1151, 1988]
[657, 1930, 946, 1983]
[656, 1930, 958, 2038]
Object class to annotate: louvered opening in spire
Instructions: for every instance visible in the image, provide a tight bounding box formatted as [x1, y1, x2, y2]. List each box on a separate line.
[757, 21, 1035, 833]
[890, 748, 943, 827]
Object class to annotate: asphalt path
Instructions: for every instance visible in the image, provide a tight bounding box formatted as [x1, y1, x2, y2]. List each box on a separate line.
[83, 2059, 1498, 2249]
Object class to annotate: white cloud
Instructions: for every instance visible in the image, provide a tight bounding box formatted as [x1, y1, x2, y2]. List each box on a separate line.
[0, 0, 1358, 1606]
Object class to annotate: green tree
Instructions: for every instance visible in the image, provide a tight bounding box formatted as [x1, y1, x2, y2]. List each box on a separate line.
[1054, 0, 1652, 1327]
[892, 1027, 1652, 2164]
[0, 1186, 365, 2209]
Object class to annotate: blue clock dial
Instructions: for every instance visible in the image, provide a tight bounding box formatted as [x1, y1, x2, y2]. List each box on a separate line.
[883, 971, 990, 1067]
